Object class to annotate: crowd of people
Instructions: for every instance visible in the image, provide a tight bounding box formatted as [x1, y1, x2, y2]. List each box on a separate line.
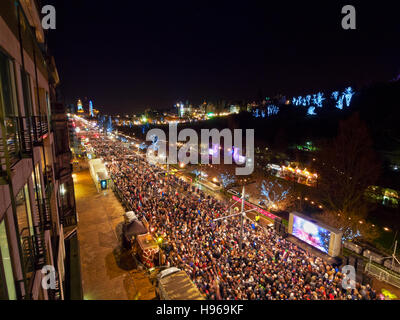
[88, 133, 378, 300]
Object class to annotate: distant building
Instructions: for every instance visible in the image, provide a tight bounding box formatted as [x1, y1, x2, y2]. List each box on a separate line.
[77, 99, 84, 113]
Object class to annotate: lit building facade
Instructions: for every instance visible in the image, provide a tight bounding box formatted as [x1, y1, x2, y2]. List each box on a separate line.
[0, 0, 78, 300]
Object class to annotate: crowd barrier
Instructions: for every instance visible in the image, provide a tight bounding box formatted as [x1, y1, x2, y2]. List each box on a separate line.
[364, 262, 400, 289]
[344, 240, 400, 284]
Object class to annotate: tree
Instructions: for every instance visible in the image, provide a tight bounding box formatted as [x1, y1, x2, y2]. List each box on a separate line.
[315, 113, 380, 240]
[260, 179, 294, 211]
[218, 172, 236, 188]
[319, 210, 380, 242]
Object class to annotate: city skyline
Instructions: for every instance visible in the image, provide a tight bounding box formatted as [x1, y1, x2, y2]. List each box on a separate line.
[47, 1, 400, 113]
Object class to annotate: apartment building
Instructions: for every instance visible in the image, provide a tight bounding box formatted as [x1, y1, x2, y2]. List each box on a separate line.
[0, 0, 78, 299]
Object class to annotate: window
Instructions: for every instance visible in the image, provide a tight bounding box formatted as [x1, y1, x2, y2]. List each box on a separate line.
[32, 163, 43, 201]
[34, 87, 47, 116]
[0, 51, 18, 117]
[0, 219, 17, 300]
[60, 180, 75, 212]
[15, 184, 34, 239]
[45, 91, 51, 120]
[20, 70, 33, 117]
[0, 51, 20, 161]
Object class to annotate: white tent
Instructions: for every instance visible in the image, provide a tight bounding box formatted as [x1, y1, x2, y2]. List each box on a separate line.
[88, 158, 110, 191]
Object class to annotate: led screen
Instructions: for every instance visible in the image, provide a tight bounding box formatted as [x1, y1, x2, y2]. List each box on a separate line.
[101, 180, 107, 190]
[292, 216, 331, 253]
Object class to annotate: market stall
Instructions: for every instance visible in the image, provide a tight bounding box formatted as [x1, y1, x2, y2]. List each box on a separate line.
[136, 233, 160, 268]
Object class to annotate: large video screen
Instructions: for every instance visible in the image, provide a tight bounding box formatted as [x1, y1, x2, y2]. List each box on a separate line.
[292, 215, 331, 253]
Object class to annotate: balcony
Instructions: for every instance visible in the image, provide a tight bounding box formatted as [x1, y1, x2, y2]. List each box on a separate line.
[31, 115, 50, 144]
[54, 153, 73, 181]
[20, 231, 47, 298]
[1, 116, 50, 181]
[21, 233, 46, 271]
[39, 198, 52, 231]
[61, 210, 78, 228]
[19, 230, 48, 300]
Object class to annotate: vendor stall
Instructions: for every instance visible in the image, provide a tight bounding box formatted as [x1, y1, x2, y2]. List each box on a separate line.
[136, 233, 160, 268]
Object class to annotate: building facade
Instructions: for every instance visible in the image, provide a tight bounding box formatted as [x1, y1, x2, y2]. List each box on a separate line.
[0, 0, 78, 300]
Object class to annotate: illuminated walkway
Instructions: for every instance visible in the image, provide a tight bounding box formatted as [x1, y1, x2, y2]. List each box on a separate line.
[74, 168, 155, 300]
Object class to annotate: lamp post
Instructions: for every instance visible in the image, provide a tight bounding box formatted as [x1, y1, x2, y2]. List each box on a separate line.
[239, 185, 245, 251]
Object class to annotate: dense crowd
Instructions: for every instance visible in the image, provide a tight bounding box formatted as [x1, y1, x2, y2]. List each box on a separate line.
[89, 134, 378, 300]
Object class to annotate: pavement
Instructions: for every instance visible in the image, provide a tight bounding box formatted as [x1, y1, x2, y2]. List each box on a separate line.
[74, 168, 156, 300]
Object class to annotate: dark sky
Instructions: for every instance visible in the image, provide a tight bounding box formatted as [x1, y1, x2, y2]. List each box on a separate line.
[45, 0, 400, 114]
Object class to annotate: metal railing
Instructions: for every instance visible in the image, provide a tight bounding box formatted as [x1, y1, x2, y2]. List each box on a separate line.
[365, 262, 400, 289]
[21, 232, 46, 272]
[39, 198, 52, 231]
[1, 115, 50, 177]
[31, 115, 49, 143]
[62, 213, 77, 228]
[110, 177, 135, 212]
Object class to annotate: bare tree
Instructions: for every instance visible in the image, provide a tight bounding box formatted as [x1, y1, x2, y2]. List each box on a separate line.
[319, 210, 380, 241]
[315, 113, 380, 240]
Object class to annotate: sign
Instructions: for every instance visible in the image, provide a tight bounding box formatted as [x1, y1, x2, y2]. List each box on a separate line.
[100, 179, 107, 190]
[232, 196, 277, 220]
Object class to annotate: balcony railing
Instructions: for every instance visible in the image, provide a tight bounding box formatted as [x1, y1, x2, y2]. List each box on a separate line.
[1, 116, 50, 179]
[37, 198, 52, 231]
[21, 232, 46, 274]
[31, 115, 50, 143]
[62, 212, 77, 228]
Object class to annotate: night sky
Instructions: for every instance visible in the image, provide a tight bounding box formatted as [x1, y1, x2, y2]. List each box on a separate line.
[45, 1, 400, 114]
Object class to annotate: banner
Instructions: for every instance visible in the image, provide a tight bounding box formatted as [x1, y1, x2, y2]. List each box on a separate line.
[232, 196, 277, 220]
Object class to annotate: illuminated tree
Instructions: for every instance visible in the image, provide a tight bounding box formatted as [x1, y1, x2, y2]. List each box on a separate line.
[331, 91, 340, 101]
[343, 87, 355, 107]
[307, 106, 317, 116]
[313, 92, 325, 107]
[319, 210, 379, 241]
[267, 105, 279, 116]
[139, 142, 147, 150]
[336, 95, 344, 110]
[260, 180, 293, 210]
[219, 172, 236, 188]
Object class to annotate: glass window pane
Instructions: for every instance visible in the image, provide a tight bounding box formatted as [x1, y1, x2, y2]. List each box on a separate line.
[0, 52, 14, 116]
[0, 220, 17, 300]
[20, 70, 33, 116]
[32, 164, 42, 201]
[15, 184, 34, 239]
